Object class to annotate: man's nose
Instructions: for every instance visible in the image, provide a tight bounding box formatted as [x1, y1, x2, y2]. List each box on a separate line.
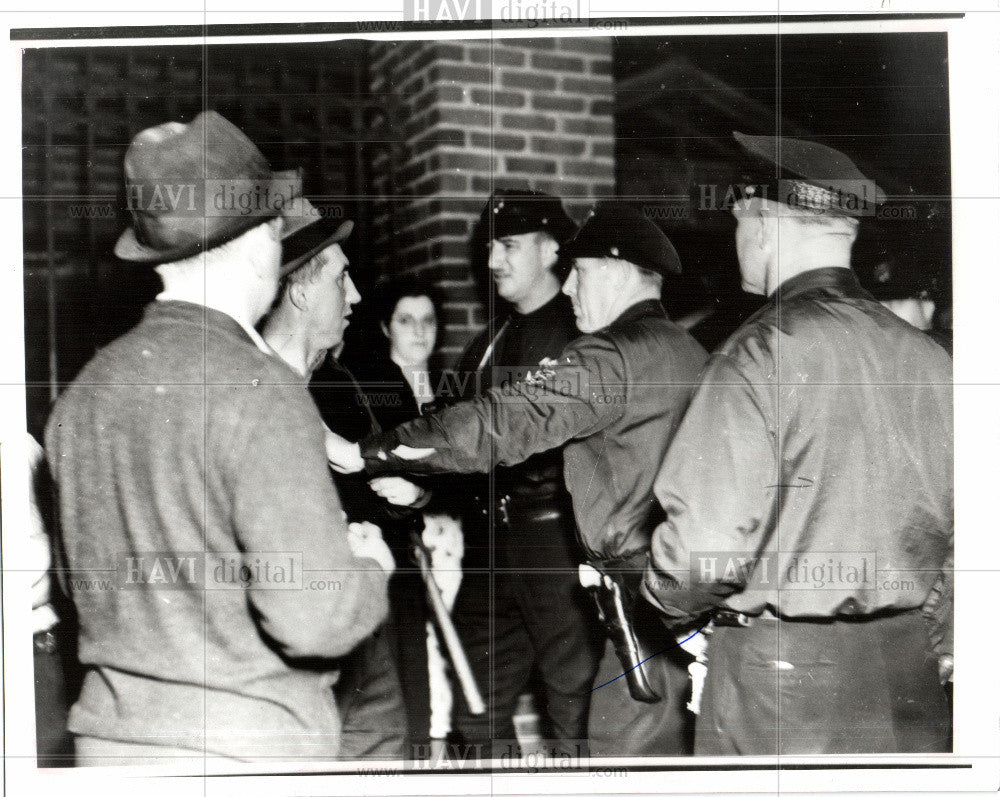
[487, 242, 504, 270]
[562, 269, 577, 296]
[345, 275, 361, 305]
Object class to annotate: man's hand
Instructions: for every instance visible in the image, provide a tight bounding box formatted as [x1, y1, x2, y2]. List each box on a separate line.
[324, 429, 364, 474]
[368, 476, 426, 507]
[578, 562, 603, 589]
[346, 521, 395, 575]
[422, 514, 464, 609]
[391, 444, 435, 461]
[938, 653, 954, 685]
[676, 626, 708, 660]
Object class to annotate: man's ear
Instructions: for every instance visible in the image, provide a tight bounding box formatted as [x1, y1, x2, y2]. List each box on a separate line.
[755, 201, 775, 249]
[539, 233, 560, 268]
[380, 321, 390, 340]
[756, 214, 769, 249]
[265, 216, 283, 241]
[606, 257, 628, 285]
[288, 281, 309, 312]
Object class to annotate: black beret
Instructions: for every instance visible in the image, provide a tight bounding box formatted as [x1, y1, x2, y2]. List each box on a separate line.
[558, 202, 682, 277]
[479, 189, 577, 243]
[734, 130, 887, 217]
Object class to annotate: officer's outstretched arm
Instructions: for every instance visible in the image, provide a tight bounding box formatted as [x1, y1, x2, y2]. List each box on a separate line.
[360, 334, 628, 476]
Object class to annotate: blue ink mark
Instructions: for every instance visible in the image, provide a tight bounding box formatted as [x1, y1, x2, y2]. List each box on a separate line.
[588, 618, 712, 693]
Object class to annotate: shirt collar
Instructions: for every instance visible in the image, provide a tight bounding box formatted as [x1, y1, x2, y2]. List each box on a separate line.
[154, 295, 272, 355]
[772, 267, 872, 304]
[512, 290, 567, 322]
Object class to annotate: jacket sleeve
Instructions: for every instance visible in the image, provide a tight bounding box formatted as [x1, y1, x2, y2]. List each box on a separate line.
[361, 334, 628, 475]
[642, 352, 777, 625]
[225, 383, 390, 660]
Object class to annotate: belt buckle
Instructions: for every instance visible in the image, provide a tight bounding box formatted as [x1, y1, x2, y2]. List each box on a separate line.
[714, 610, 752, 628]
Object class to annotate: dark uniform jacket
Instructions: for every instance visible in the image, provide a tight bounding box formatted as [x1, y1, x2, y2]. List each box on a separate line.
[643, 268, 954, 652]
[447, 292, 582, 568]
[362, 299, 708, 564]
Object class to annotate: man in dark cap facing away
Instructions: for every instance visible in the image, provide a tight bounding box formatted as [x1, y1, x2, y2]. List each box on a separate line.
[45, 111, 393, 764]
[643, 132, 953, 754]
[327, 202, 708, 757]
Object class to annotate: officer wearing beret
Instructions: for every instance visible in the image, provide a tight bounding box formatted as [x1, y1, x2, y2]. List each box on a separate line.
[643, 132, 953, 754]
[445, 190, 603, 757]
[329, 202, 708, 756]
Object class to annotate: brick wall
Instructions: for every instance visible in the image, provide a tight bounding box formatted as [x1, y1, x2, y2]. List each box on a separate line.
[22, 44, 365, 257]
[22, 43, 376, 433]
[369, 37, 616, 363]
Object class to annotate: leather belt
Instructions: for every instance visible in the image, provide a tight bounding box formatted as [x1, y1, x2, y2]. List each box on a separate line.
[498, 493, 570, 527]
[713, 609, 753, 627]
[714, 606, 919, 628]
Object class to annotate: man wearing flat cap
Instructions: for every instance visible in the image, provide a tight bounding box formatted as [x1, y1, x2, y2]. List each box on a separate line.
[327, 201, 708, 756]
[45, 111, 393, 764]
[643, 132, 953, 754]
[433, 189, 604, 757]
[262, 216, 414, 761]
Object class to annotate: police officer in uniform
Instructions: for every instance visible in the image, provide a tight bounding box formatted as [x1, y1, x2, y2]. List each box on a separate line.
[445, 190, 603, 755]
[330, 203, 708, 757]
[643, 132, 953, 755]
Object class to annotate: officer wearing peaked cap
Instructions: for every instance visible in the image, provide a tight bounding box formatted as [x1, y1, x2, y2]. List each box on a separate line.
[644, 132, 953, 754]
[482, 188, 579, 244]
[326, 200, 709, 757]
[441, 189, 604, 757]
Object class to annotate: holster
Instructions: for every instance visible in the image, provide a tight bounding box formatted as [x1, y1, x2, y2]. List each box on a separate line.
[584, 570, 662, 704]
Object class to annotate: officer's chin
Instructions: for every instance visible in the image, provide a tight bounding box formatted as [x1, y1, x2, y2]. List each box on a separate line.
[741, 278, 765, 297]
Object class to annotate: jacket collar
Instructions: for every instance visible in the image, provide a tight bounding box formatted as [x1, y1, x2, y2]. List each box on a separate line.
[605, 298, 666, 329]
[772, 267, 873, 304]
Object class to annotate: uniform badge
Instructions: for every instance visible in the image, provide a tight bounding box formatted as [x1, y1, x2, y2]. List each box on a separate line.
[523, 357, 558, 385]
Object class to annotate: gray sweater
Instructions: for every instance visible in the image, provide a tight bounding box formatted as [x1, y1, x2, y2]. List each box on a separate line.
[46, 300, 389, 760]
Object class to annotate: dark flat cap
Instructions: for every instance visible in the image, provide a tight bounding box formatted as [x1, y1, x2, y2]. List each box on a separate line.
[280, 216, 354, 279]
[559, 202, 682, 277]
[479, 189, 577, 243]
[734, 130, 887, 217]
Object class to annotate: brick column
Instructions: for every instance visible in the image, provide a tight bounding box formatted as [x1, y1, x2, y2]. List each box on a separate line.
[369, 37, 615, 362]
